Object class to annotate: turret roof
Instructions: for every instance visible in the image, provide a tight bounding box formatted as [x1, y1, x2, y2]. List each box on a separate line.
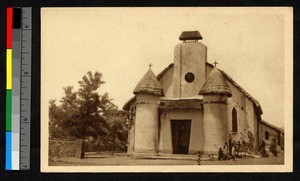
[133, 69, 164, 96]
[198, 67, 232, 97]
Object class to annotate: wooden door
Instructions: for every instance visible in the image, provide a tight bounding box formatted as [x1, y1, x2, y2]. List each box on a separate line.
[171, 120, 191, 154]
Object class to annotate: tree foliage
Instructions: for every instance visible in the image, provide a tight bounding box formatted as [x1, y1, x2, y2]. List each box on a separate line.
[49, 71, 128, 152]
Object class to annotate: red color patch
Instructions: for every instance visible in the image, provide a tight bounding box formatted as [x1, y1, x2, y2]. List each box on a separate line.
[6, 8, 13, 48]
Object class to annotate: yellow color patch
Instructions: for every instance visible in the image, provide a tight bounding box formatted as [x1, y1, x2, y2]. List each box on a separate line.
[6, 49, 12, 90]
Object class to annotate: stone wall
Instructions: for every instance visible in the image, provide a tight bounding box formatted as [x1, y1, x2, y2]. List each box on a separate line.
[280, 132, 284, 150]
[49, 140, 85, 161]
[258, 122, 282, 152]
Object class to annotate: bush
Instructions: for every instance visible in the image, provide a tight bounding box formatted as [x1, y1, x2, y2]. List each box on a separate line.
[49, 140, 85, 161]
[270, 138, 278, 156]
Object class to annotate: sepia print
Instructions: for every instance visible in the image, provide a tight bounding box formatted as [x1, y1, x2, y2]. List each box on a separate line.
[40, 7, 293, 172]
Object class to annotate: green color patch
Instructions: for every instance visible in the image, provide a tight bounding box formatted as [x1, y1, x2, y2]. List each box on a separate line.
[6, 90, 12, 131]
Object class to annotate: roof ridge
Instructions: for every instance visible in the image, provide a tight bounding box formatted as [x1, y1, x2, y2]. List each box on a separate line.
[260, 119, 284, 133]
[157, 63, 174, 80]
[218, 69, 263, 115]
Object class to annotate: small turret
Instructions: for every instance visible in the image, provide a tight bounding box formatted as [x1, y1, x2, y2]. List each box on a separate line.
[133, 64, 164, 155]
[173, 30, 207, 98]
[199, 67, 231, 154]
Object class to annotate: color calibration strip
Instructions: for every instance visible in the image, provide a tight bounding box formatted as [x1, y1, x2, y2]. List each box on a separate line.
[6, 7, 31, 170]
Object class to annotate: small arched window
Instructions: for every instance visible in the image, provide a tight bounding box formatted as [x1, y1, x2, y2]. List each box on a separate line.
[232, 108, 238, 133]
[265, 131, 269, 140]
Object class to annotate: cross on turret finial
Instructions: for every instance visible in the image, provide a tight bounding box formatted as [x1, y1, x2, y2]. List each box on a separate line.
[148, 63, 153, 70]
[213, 61, 218, 67]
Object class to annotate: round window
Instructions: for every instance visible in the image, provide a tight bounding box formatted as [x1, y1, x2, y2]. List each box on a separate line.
[185, 72, 195, 83]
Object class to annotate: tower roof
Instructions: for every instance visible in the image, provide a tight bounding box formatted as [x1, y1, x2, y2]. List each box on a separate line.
[199, 67, 232, 97]
[133, 69, 164, 96]
[179, 31, 203, 41]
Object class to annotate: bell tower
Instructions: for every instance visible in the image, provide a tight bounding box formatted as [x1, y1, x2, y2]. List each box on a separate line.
[173, 31, 207, 98]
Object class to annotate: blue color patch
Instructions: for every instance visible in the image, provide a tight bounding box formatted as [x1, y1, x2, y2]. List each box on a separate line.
[6, 131, 12, 170]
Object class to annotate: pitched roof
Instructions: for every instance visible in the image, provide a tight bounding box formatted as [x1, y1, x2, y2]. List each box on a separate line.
[122, 96, 136, 111]
[206, 62, 262, 115]
[199, 67, 232, 97]
[218, 69, 263, 115]
[259, 119, 284, 133]
[159, 99, 203, 110]
[133, 69, 164, 96]
[157, 63, 174, 80]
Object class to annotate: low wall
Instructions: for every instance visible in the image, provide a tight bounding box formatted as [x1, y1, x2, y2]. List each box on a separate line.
[49, 140, 85, 161]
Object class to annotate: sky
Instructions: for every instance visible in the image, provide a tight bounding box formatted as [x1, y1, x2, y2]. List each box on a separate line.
[41, 7, 292, 128]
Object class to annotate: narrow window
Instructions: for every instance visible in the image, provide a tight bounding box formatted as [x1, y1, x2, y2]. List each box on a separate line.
[265, 131, 269, 140]
[232, 108, 238, 133]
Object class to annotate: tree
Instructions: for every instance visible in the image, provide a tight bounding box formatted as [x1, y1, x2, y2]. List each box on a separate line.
[49, 71, 128, 153]
[49, 99, 65, 139]
[105, 109, 128, 155]
[49, 71, 108, 140]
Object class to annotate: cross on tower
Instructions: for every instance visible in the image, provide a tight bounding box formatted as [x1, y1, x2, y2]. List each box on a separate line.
[213, 61, 218, 67]
[148, 63, 153, 70]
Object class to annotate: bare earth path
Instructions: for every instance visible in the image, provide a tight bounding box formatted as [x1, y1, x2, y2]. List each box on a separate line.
[49, 152, 284, 166]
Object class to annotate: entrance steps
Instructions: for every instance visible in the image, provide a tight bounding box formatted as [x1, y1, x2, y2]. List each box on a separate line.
[145, 153, 198, 161]
[134, 152, 263, 161]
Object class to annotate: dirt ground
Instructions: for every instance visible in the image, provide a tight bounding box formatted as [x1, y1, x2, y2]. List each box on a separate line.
[49, 152, 284, 166]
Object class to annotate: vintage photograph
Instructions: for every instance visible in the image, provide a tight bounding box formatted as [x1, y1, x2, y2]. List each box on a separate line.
[40, 7, 293, 172]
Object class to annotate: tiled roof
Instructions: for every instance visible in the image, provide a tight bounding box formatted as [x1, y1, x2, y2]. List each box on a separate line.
[133, 69, 164, 96]
[199, 67, 232, 97]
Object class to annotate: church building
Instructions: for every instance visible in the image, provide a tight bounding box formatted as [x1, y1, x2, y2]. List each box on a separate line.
[123, 31, 284, 156]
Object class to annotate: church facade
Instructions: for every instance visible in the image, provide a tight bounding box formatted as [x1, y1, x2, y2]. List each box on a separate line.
[123, 31, 284, 156]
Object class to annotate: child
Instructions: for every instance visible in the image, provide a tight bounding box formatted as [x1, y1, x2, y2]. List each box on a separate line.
[218, 148, 224, 160]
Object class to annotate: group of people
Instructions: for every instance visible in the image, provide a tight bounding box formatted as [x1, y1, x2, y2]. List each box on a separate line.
[218, 142, 238, 161]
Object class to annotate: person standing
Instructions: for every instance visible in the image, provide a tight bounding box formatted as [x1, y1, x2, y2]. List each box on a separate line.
[229, 139, 232, 155]
[224, 142, 230, 156]
[218, 148, 224, 160]
[231, 144, 236, 161]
